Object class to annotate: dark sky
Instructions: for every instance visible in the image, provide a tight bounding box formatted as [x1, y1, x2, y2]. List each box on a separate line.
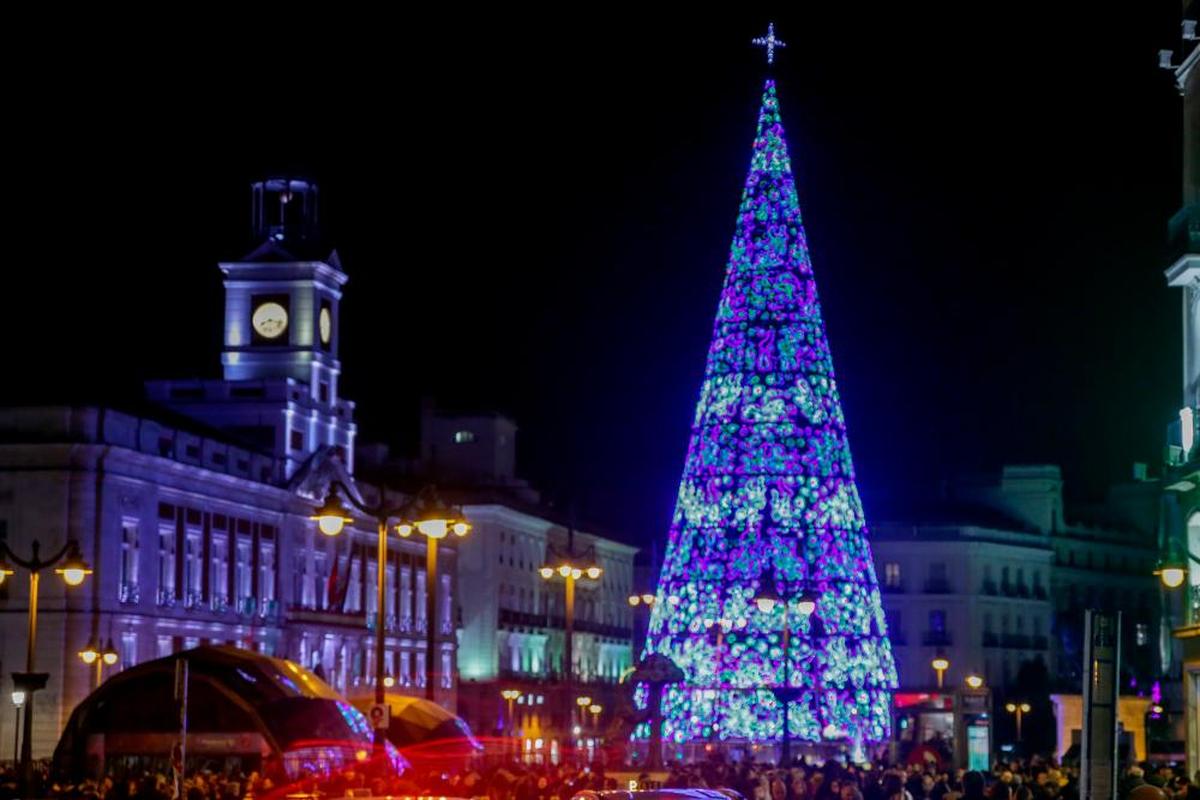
[6, 7, 1187, 546]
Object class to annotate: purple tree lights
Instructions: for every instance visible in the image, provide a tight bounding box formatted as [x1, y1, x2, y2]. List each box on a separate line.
[641, 80, 897, 749]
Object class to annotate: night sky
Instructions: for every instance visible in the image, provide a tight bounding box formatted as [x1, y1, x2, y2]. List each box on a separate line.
[7, 7, 1187, 545]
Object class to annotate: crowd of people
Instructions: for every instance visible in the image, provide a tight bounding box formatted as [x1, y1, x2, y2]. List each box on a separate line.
[2, 755, 1198, 800]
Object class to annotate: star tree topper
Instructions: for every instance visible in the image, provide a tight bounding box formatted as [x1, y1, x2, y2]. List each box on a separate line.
[752, 22, 787, 65]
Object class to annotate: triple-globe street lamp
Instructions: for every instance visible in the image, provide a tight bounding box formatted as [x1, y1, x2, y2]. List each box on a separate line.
[540, 542, 602, 741]
[310, 482, 469, 747]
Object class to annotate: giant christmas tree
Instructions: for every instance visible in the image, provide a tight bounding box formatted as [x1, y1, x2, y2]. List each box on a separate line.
[642, 76, 897, 748]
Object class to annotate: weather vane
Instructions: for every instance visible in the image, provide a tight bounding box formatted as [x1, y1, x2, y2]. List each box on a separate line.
[752, 22, 787, 65]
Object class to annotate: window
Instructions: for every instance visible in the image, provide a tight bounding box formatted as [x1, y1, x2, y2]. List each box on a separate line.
[290, 429, 304, 451]
[453, 430, 476, 444]
[236, 540, 253, 603]
[884, 562, 901, 587]
[929, 610, 946, 633]
[400, 566, 413, 628]
[184, 530, 203, 606]
[1136, 623, 1149, 647]
[120, 631, 138, 668]
[259, 541, 276, 604]
[157, 635, 173, 658]
[930, 562, 947, 581]
[984, 613, 993, 632]
[416, 570, 428, 627]
[211, 533, 229, 607]
[120, 520, 140, 601]
[158, 525, 176, 605]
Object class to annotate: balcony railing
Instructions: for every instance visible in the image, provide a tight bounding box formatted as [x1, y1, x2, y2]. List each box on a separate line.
[238, 597, 257, 617]
[880, 581, 905, 594]
[922, 631, 952, 646]
[923, 578, 952, 594]
[981, 581, 998, 596]
[210, 594, 230, 614]
[119, 583, 141, 606]
[157, 588, 176, 608]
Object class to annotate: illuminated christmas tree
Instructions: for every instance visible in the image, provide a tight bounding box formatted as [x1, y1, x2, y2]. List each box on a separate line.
[642, 75, 897, 750]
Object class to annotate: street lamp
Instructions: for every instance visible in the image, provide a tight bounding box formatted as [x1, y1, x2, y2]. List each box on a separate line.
[78, 637, 120, 690]
[540, 543, 602, 685]
[931, 655, 950, 689]
[754, 571, 815, 767]
[965, 674, 984, 690]
[588, 703, 603, 730]
[0, 538, 91, 796]
[1005, 701, 1032, 741]
[311, 482, 469, 732]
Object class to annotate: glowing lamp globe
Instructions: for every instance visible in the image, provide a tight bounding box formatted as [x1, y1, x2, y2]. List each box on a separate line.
[585, 566, 602, 580]
[383, 676, 395, 688]
[396, 523, 414, 538]
[415, 519, 448, 539]
[1020, 703, 1031, 713]
[452, 521, 471, 537]
[56, 554, 92, 587]
[1161, 566, 1186, 589]
[641, 593, 655, 605]
[754, 596, 778, 614]
[311, 490, 353, 537]
[11, 691, 25, 708]
[796, 593, 817, 616]
[965, 675, 984, 689]
[931, 657, 950, 672]
[539, 567, 555, 579]
[0, 561, 12, 586]
[501, 689, 521, 701]
[577, 696, 592, 707]
[588, 704, 602, 714]
[101, 640, 119, 666]
[1005, 702, 1017, 712]
[79, 646, 99, 665]
[557, 565, 573, 578]
[570, 568, 582, 580]
[628, 595, 640, 606]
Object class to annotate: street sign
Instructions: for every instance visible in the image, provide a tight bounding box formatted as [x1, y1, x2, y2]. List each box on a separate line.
[368, 703, 390, 730]
[1081, 609, 1120, 800]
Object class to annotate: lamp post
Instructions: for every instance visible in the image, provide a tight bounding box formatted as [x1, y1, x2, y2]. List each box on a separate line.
[1005, 701, 1031, 742]
[11, 691, 24, 766]
[79, 638, 119, 690]
[628, 593, 656, 656]
[311, 483, 470, 735]
[754, 572, 816, 767]
[588, 703, 602, 730]
[501, 689, 522, 758]
[931, 655, 950, 689]
[0, 538, 92, 797]
[540, 538, 602, 738]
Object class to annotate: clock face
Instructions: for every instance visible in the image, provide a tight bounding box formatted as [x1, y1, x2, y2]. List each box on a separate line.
[252, 302, 289, 339]
[319, 307, 332, 345]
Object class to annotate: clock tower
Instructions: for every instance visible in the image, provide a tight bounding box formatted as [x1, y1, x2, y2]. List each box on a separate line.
[147, 178, 357, 477]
